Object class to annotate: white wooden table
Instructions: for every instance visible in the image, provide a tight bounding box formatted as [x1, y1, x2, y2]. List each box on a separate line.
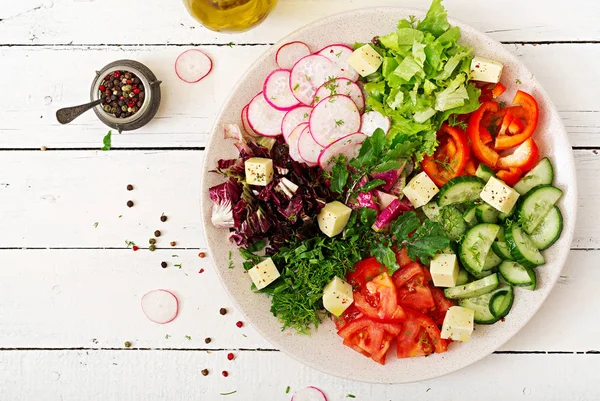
[0, 0, 598, 399]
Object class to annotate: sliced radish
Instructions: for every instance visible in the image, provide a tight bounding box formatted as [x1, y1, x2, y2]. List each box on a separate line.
[247, 92, 286, 137]
[282, 106, 312, 140]
[318, 44, 359, 82]
[241, 104, 259, 137]
[175, 49, 212, 83]
[314, 77, 365, 112]
[276, 41, 311, 70]
[309, 95, 361, 146]
[361, 110, 391, 136]
[263, 69, 300, 111]
[286, 122, 308, 163]
[141, 289, 179, 324]
[291, 386, 328, 401]
[298, 126, 323, 166]
[290, 54, 335, 106]
[318, 132, 367, 171]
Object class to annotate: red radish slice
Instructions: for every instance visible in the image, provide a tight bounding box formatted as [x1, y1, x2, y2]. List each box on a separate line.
[175, 49, 212, 83]
[298, 125, 323, 166]
[318, 132, 366, 171]
[282, 106, 312, 140]
[241, 104, 260, 137]
[361, 110, 391, 136]
[314, 77, 365, 112]
[309, 94, 361, 146]
[286, 122, 308, 163]
[263, 69, 300, 111]
[141, 289, 179, 324]
[276, 41, 311, 70]
[290, 54, 335, 105]
[291, 386, 328, 401]
[247, 92, 286, 137]
[318, 44, 359, 82]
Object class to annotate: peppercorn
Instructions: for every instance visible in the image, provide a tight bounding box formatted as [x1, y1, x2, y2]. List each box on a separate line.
[198, 252, 206, 258]
[219, 308, 227, 316]
[127, 200, 134, 208]
[149, 238, 156, 245]
[126, 184, 133, 191]
[154, 230, 161, 237]
[160, 215, 167, 222]
[227, 353, 234, 361]
[149, 245, 156, 252]
[201, 369, 209, 376]
[161, 261, 167, 268]
[124, 341, 132, 348]
[204, 337, 211, 344]
[222, 371, 229, 377]
[170, 241, 176, 247]
[236, 321, 243, 328]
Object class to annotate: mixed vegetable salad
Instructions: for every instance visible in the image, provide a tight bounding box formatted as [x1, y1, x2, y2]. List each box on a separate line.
[208, 0, 564, 365]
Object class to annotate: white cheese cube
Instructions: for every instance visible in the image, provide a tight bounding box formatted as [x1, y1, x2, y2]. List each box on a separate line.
[348, 44, 383, 77]
[248, 257, 280, 290]
[480, 176, 520, 214]
[245, 157, 274, 186]
[441, 306, 475, 342]
[323, 276, 354, 317]
[402, 172, 439, 208]
[470, 56, 504, 83]
[430, 253, 459, 288]
[317, 201, 352, 237]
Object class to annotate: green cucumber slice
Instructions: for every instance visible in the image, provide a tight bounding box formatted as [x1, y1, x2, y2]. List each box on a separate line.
[444, 273, 499, 299]
[438, 176, 486, 207]
[505, 223, 545, 268]
[491, 227, 515, 261]
[498, 261, 537, 289]
[458, 286, 513, 324]
[475, 164, 495, 182]
[458, 223, 500, 274]
[529, 206, 563, 250]
[422, 202, 441, 221]
[518, 185, 563, 234]
[483, 250, 502, 270]
[490, 286, 515, 318]
[514, 157, 554, 195]
[476, 203, 500, 224]
[456, 268, 470, 286]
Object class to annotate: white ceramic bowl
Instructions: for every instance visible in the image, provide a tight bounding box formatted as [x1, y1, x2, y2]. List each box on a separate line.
[201, 7, 577, 384]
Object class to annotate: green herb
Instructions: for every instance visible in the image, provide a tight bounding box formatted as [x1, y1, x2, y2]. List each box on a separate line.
[499, 101, 507, 109]
[293, 83, 300, 91]
[165, 334, 170, 339]
[118, 215, 123, 218]
[246, 240, 266, 253]
[433, 158, 455, 173]
[185, 335, 191, 340]
[220, 391, 237, 396]
[426, 388, 431, 392]
[93, 222, 99, 228]
[172, 254, 179, 257]
[516, 78, 522, 84]
[347, 395, 356, 399]
[335, 119, 344, 126]
[305, 74, 311, 81]
[303, 112, 309, 118]
[335, 51, 343, 58]
[357, 179, 386, 192]
[285, 386, 290, 394]
[226, 42, 234, 47]
[228, 250, 234, 269]
[175, 263, 182, 269]
[125, 239, 135, 248]
[330, 161, 349, 194]
[448, 115, 468, 130]
[101, 130, 112, 151]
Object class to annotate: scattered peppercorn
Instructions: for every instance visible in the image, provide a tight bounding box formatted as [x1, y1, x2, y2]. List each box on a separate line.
[222, 371, 229, 377]
[236, 321, 243, 328]
[154, 230, 161, 237]
[149, 238, 156, 245]
[198, 252, 206, 258]
[124, 341, 132, 348]
[132, 246, 139, 251]
[161, 261, 167, 268]
[227, 353, 234, 361]
[149, 245, 156, 252]
[160, 215, 167, 222]
[127, 200, 134, 208]
[170, 241, 177, 247]
[201, 369, 209, 376]
[204, 337, 211, 344]
[99, 70, 145, 119]
[126, 184, 133, 191]
[219, 308, 227, 316]
[199, 268, 205, 274]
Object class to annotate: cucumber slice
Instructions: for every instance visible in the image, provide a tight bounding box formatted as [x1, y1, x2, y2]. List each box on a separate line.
[444, 273, 499, 299]
[483, 250, 502, 270]
[518, 185, 563, 234]
[422, 202, 441, 221]
[514, 157, 554, 195]
[438, 176, 486, 207]
[476, 203, 500, 224]
[498, 261, 537, 289]
[456, 268, 470, 286]
[459, 223, 500, 274]
[491, 227, 515, 261]
[490, 286, 515, 318]
[438, 206, 467, 242]
[475, 164, 495, 182]
[458, 286, 512, 324]
[463, 204, 479, 227]
[505, 223, 545, 268]
[530, 206, 563, 250]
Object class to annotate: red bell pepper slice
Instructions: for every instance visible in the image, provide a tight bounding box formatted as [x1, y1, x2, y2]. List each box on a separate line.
[492, 83, 506, 98]
[495, 90, 539, 150]
[496, 167, 524, 186]
[497, 138, 540, 172]
[467, 102, 501, 168]
[508, 117, 525, 135]
[421, 124, 471, 187]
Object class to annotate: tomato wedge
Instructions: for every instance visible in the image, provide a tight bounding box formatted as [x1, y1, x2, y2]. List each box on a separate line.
[467, 102, 501, 168]
[430, 287, 455, 325]
[397, 274, 436, 313]
[333, 304, 362, 330]
[497, 138, 540, 172]
[422, 124, 471, 187]
[397, 308, 449, 358]
[338, 316, 401, 364]
[395, 247, 414, 268]
[347, 257, 386, 291]
[494, 91, 539, 150]
[354, 272, 406, 322]
[496, 167, 524, 186]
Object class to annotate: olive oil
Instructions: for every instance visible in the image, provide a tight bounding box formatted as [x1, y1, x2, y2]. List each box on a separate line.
[183, 0, 278, 32]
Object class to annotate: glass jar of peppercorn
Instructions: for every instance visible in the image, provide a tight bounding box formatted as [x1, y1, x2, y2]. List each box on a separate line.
[91, 60, 162, 133]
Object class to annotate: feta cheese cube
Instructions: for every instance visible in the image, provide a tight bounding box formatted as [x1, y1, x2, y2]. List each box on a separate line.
[480, 176, 520, 214]
[348, 44, 383, 77]
[322, 276, 354, 316]
[317, 201, 352, 237]
[441, 306, 475, 342]
[430, 253, 460, 287]
[245, 157, 274, 186]
[248, 257, 280, 290]
[403, 172, 439, 208]
[470, 56, 504, 83]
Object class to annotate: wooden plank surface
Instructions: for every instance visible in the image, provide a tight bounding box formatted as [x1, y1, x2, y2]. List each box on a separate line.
[1, 44, 599, 149]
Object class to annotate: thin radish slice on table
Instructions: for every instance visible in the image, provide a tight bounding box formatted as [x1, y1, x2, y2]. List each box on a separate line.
[291, 386, 328, 401]
[318, 132, 367, 171]
[175, 49, 212, 83]
[314, 77, 365, 112]
[286, 122, 308, 163]
[247, 92, 286, 137]
[263, 69, 300, 111]
[276, 41, 311, 70]
[309, 94, 361, 146]
[281, 106, 312, 140]
[298, 125, 323, 166]
[241, 104, 259, 137]
[141, 289, 179, 324]
[290, 54, 335, 105]
[361, 110, 391, 136]
[318, 44, 359, 82]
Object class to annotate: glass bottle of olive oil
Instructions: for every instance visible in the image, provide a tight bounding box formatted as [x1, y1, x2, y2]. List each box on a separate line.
[183, 0, 278, 33]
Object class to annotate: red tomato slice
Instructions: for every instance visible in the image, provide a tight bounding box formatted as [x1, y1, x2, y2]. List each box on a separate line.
[333, 304, 362, 330]
[347, 257, 386, 291]
[395, 247, 414, 268]
[338, 316, 402, 365]
[354, 272, 406, 322]
[397, 275, 436, 313]
[430, 287, 455, 325]
[403, 308, 449, 354]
